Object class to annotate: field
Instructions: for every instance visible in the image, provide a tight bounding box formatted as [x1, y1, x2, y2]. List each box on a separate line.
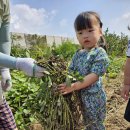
[7, 32, 130, 130]
[29, 72, 130, 130]
[105, 72, 130, 130]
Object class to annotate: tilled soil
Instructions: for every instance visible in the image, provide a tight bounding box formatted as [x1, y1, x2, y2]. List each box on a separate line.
[105, 72, 130, 130]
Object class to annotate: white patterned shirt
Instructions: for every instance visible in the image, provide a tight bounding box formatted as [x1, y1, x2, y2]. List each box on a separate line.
[126, 40, 130, 57]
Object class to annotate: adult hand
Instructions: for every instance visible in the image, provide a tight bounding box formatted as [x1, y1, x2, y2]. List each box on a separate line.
[16, 58, 45, 77]
[1, 68, 12, 91]
[121, 85, 130, 100]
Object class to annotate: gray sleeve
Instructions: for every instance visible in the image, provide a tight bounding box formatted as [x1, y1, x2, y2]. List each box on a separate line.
[0, 0, 11, 55]
[0, 52, 16, 69]
[0, 23, 11, 55]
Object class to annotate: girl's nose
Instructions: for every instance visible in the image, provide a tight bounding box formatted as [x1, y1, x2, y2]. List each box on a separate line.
[83, 32, 88, 39]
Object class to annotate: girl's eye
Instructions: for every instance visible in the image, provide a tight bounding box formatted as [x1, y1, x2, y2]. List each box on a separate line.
[77, 32, 82, 34]
[89, 29, 94, 32]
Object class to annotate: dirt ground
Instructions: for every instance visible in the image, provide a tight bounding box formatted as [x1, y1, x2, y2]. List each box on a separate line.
[105, 72, 130, 130]
[30, 72, 130, 130]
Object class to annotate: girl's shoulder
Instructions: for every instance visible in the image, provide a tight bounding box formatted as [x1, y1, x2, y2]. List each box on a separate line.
[90, 47, 107, 56]
[74, 49, 85, 55]
[88, 47, 109, 62]
[74, 47, 108, 59]
[71, 49, 81, 59]
[94, 47, 106, 52]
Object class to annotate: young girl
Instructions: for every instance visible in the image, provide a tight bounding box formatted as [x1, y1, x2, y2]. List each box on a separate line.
[59, 11, 109, 130]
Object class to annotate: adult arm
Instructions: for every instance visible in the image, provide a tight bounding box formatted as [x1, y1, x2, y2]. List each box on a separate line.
[121, 58, 130, 100]
[121, 40, 130, 100]
[0, 52, 45, 77]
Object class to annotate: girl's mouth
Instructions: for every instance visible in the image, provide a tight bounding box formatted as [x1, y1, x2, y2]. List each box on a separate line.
[84, 40, 90, 44]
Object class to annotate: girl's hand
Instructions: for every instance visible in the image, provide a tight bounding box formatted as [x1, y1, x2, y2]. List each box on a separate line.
[58, 83, 74, 95]
[121, 85, 130, 100]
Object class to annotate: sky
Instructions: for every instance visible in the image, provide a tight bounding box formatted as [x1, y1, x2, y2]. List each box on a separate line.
[10, 0, 130, 38]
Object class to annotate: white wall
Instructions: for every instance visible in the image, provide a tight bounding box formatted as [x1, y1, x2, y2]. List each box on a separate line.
[11, 32, 78, 48]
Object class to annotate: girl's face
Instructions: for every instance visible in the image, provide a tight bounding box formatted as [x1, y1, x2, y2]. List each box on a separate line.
[76, 17, 102, 50]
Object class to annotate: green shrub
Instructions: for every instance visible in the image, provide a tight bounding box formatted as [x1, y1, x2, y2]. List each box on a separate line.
[53, 41, 79, 60]
[107, 56, 126, 78]
[104, 28, 128, 56]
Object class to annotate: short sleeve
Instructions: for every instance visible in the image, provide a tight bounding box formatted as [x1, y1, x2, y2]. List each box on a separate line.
[68, 51, 78, 72]
[90, 49, 109, 76]
[126, 40, 130, 57]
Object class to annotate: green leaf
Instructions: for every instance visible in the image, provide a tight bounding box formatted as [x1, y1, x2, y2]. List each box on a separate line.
[65, 75, 71, 87]
[23, 109, 30, 114]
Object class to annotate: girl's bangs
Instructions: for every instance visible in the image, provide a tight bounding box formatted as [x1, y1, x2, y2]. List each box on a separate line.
[74, 15, 93, 31]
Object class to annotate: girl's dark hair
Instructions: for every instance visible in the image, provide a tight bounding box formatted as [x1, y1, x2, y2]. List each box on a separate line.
[74, 11, 107, 51]
[98, 36, 108, 51]
[74, 11, 103, 31]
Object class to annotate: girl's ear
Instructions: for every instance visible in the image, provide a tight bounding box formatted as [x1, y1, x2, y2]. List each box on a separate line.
[99, 29, 103, 36]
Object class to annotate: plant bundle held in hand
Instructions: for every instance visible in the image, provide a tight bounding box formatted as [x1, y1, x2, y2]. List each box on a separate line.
[33, 55, 84, 130]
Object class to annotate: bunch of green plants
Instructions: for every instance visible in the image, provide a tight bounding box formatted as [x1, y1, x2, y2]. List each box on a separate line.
[8, 43, 84, 129]
[33, 55, 84, 130]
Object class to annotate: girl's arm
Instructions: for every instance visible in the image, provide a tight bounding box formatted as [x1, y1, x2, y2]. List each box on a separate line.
[59, 48, 109, 95]
[59, 73, 98, 95]
[72, 73, 98, 91]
